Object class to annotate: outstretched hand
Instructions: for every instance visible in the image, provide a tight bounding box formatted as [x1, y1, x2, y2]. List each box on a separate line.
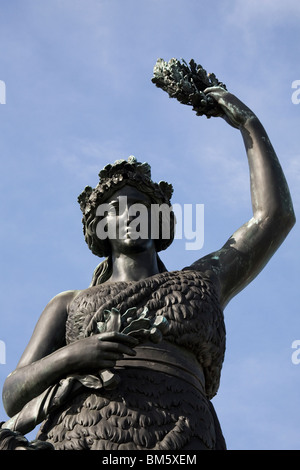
[204, 86, 256, 129]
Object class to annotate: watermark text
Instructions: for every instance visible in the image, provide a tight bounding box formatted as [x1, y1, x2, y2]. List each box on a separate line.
[291, 340, 300, 364]
[0, 340, 6, 364]
[96, 197, 204, 251]
[0, 80, 6, 104]
[291, 80, 300, 105]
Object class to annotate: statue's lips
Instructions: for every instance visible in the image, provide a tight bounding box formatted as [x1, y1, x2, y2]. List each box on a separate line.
[120, 227, 149, 239]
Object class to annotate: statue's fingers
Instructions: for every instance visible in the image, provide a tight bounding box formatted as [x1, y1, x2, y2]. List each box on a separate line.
[203, 86, 227, 96]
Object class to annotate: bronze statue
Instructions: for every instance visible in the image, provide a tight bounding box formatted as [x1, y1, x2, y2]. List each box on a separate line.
[0, 59, 295, 450]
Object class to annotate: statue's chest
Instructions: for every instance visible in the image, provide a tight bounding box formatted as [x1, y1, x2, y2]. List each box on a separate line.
[66, 272, 223, 350]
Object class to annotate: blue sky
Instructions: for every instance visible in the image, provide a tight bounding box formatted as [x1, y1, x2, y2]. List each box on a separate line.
[0, 0, 300, 450]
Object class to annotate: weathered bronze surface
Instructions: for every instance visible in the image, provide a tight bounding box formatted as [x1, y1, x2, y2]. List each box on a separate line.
[0, 59, 295, 450]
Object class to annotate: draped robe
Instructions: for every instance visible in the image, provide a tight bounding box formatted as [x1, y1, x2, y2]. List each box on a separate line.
[34, 269, 226, 450]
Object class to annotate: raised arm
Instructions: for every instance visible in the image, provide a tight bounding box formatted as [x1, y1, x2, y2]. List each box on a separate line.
[190, 87, 296, 308]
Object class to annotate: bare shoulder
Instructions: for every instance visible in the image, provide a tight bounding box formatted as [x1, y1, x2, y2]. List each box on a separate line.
[36, 289, 83, 332]
[16, 289, 83, 368]
[47, 289, 82, 311]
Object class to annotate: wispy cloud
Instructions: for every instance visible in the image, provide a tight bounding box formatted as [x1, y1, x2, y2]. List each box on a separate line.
[228, 0, 300, 25]
[52, 138, 129, 185]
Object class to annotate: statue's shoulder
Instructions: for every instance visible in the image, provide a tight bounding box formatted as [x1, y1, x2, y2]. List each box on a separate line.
[45, 289, 83, 317]
[180, 265, 222, 298]
[181, 263, 218, 280]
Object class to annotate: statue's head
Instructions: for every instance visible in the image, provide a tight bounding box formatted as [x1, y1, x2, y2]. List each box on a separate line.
[78, 156, 175, 261]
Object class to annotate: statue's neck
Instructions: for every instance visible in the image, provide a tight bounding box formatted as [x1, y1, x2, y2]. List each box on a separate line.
[109, 249, 160, 283]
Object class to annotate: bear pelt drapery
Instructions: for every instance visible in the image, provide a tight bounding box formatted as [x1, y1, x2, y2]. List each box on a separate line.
[34, 269, 226, 450]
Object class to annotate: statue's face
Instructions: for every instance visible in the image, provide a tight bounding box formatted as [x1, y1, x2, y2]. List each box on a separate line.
[102, 185, 156, 255]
